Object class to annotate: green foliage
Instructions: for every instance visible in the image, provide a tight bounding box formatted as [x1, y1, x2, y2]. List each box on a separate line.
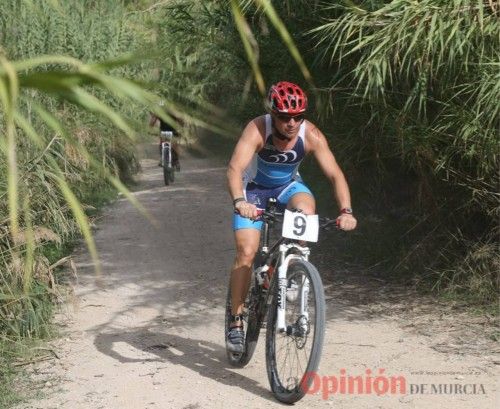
[0, 281, 53, 339]
[0, 2, 160, 395]
[0, 341, 23, 407]
[0, 336, 54, 407]
[0, 1, 235, 401]
[147, 1, 251, 121]
[305, 0, 499, 303]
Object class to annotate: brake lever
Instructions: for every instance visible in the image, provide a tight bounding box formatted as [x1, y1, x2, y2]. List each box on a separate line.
[320, 217, 340, 231]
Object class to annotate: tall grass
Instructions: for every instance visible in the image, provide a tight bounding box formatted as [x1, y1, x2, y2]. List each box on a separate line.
[305, 0, 499, 302]
[0, 1, 166, 403]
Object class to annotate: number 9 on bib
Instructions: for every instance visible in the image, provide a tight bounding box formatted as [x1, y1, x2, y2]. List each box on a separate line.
[282, 210, 319, 242]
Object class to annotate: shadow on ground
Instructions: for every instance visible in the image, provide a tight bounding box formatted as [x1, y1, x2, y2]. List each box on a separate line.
[93, 328, 279, 403]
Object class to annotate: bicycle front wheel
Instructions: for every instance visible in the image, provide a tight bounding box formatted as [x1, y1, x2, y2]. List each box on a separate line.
[265, 259, 325, 404]
[162, 152, 174, 185]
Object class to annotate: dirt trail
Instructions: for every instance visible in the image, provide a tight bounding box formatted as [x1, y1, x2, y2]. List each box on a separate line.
[23, 144, 497, 409]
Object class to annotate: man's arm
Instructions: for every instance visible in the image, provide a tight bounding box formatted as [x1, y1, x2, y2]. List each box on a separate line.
[306, 123, 357, 231]
[227, 118, 264, 218]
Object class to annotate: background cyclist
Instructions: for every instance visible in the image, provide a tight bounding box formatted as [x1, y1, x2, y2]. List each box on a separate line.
[226, 81, 357, 353]
[149, 101, 182, 169]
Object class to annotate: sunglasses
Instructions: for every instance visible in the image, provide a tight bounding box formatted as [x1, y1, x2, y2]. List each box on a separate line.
[275, 113, 305, 123]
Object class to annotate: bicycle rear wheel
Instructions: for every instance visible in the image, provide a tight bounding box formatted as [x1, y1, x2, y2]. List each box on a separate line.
[265, 259, 325, 403]
[225, 268, 266, 367]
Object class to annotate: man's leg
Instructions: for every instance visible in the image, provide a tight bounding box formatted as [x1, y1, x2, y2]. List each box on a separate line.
[230, 228, 260, 320]
[287, 192, 315, 215]
[277, 180, 315, 215]
[226, 227, 260, 353]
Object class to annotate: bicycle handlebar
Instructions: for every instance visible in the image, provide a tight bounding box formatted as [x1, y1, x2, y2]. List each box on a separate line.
[254, 209, 339, 230]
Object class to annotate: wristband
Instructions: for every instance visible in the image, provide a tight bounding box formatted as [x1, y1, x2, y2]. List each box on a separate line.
[233, 197, 246, 207]
[340, 207, 353, 215]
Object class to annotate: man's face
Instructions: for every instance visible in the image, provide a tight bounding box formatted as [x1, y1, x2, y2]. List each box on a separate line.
[272, 112, 305, 140]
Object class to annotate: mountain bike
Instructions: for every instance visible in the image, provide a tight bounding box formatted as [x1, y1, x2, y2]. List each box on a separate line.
[225, 198, 337, 403]
[160, 131, 175, 185]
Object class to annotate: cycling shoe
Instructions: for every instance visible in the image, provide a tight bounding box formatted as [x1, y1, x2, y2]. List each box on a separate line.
[226, 327, 245, 353]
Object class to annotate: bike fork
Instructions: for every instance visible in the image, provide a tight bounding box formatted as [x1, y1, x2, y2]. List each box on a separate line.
[275, 244, 310, 333]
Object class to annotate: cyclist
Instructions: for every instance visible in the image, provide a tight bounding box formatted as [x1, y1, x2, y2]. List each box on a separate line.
[226, 81, 357, 353]
[149, 102, 181, 170]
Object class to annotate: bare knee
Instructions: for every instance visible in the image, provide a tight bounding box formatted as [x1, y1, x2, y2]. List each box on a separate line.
[233, 229, 260, 268]
[293, 202, 315, 215]
[288, 192, 316, 215]
[235, 245, 257, 267]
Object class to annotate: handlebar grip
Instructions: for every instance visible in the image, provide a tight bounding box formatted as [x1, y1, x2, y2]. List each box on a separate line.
[233, 208, 265, 221]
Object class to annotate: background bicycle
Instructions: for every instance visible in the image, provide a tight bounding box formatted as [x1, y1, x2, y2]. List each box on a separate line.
[160, 131, 175, 185]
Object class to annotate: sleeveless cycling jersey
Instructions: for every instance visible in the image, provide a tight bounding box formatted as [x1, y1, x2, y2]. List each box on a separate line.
[243, 114, 306, 188]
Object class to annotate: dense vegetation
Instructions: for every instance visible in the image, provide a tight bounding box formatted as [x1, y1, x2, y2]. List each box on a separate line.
[0, 1, 157, 405]
[0, 0, 498, 405]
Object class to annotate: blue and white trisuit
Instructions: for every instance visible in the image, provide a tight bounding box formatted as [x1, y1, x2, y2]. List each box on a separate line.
[233, 114, 313, 230]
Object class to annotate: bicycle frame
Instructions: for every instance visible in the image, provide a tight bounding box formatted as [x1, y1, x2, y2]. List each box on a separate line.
[258, 213, 311, 334]
[161, 131, 173, 168]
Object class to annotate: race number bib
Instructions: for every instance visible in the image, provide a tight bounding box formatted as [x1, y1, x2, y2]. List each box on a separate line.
[282, 210, 319, 242]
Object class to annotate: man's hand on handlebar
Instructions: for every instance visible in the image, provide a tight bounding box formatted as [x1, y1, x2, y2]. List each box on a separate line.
[336, 213, 357, 231]
[234, 200, 260, 219]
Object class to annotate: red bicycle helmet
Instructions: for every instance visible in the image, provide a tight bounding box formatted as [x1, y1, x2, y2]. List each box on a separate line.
[267, 81, 308, 115]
